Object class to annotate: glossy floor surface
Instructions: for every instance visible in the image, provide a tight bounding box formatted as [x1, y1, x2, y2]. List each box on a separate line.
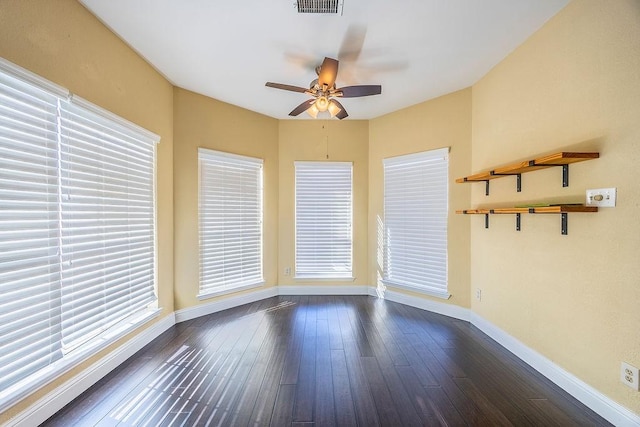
[43, 296, 610, 426]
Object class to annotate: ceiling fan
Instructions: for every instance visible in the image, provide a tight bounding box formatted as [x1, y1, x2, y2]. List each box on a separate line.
[265, 57, 382, 120]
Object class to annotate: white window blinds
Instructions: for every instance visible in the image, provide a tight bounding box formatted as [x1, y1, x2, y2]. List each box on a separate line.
[58, 100, 157, 351]
[295, 161, 352, 279]
[383, 148, 449, 298]
[0, 65, 64, 397]
[198, 148, 263, 298]
[0, 58, 158, 410]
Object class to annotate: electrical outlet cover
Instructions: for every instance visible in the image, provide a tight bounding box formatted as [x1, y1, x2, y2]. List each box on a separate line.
[621, 362, 639, 390]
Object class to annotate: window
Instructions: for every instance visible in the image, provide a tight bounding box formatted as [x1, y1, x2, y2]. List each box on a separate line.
[0, 58, 158, 411]
[295, 161, 352, 279]
[383, 148, 449, 298]
[198, 148, 263, 298]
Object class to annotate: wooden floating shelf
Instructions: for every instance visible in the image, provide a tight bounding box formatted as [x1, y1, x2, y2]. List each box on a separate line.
[456, 205, 598, 235]
[456, 205, 598, 215]
[455, 152, 599, 194]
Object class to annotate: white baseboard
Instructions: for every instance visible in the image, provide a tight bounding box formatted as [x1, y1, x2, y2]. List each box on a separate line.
[378, 287, 471, 321]
[8, 313, 176, 427]
[278, 284, 370, 295]
[470, 313, 640, 427]
[175, 286, 278, 323]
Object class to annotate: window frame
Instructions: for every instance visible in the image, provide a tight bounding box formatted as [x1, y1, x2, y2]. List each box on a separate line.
[294, 161, 353, 280]
[382, 147, 450, 299]
[197, 148, 264, 299]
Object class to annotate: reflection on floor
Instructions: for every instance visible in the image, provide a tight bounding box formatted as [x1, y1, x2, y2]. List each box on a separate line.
[44, 295, 610, 426]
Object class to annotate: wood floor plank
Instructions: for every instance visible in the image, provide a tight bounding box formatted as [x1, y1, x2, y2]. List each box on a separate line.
[359, 315, 426, 425]
[453, 377, 515, 427]
[343, 297, 375, 357]
[364, 299, 410, 366]
[226, 303, 291, 426]
[388, 330, 440, 387]
[292, 298, 317, 422]
[200, 310, 275, 425]
[314, 318, 336, 426]
[360, 356, 403, 425]
[245, 301, 294, 425]
[394, 364, 452, 425]
[411, 337, 495, 425]
[442, 338, 545, 425]
[280, 297, 307, 385]
[423, 385, 469, 426]
[246, 336, 289, 426]
[335, 298, 380, 427]
[270, 384, 296, 426]
[330, 349, 357, 427]
[42, 296, 611, 427]
[327, 296, 345, 351]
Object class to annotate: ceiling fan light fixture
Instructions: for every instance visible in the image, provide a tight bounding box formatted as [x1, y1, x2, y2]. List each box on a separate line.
[315, 96, 329, 112]
[327, 100, 341, 118]
[306, 104, 319, 118]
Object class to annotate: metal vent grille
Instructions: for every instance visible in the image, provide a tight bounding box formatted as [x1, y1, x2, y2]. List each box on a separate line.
[296, 0, 342, 14]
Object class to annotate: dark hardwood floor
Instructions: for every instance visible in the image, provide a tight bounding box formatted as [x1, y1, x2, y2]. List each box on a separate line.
[43, 296, 610, 426]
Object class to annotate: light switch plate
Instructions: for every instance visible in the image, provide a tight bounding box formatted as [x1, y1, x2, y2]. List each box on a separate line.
[586, 188, 616, 207]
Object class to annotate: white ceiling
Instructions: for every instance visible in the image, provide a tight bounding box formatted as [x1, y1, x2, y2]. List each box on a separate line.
[79, 0, 569, 120]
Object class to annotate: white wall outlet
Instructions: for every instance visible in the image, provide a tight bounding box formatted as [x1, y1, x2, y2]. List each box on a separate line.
[621, 362, 639, 390]
[476, 289, 482, 301]
[284, 267, 291, 276]
[586, 187, 616, 207]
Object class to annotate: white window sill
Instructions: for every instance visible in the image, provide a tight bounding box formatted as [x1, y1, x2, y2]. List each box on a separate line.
[294, 275, 355, 282]
[382, 280, 451, 300]
[197, 281, 265, 300]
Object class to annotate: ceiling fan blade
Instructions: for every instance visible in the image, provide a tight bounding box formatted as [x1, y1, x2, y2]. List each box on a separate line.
[329, 99, 349, 120]
[318, 57, 339, 89]
[338, 25, 367, 63]
[337, 85, 382, 98]
[265, 82, 308, 93]
[289, 99, 315, 117]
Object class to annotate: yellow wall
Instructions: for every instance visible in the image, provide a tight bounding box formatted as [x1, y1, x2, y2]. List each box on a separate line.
[278, 120, 369, 286]
[369, 89, 472, 308]
[471, 0, 640, 414]
[173, 88, 279, 309]
[0, 0, 175, 421]
[2, 0, 639, 420]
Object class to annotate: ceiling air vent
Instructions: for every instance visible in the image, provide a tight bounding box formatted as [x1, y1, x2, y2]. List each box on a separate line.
[296, 0, 343, 14]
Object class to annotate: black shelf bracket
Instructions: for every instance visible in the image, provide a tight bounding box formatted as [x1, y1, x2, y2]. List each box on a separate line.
[491, 171, 523, 192]
[464, 177, 491, 196]
[539, 162, 570, 187]
[467, 209, 574, 235]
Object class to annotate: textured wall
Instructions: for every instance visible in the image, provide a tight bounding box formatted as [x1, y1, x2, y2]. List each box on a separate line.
[471, 0, 640, 414]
